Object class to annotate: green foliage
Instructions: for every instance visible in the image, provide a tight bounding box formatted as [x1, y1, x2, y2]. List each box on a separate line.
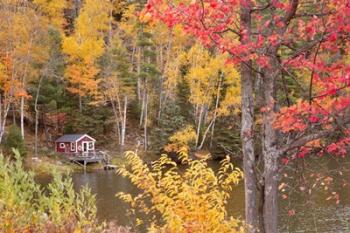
[0, 149, 101, 232]
[64, 105, 113, 141]
[210, 118, 241, 158]
[117, 150, 244, 233]
[4, 125, 26, 156]
[150, 103, 186, 150]
[100, 35, 136, 90]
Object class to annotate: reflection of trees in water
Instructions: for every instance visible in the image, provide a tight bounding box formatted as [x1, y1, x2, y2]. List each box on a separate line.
[36, 157, 350, 232]
[70, 171, 138, 225]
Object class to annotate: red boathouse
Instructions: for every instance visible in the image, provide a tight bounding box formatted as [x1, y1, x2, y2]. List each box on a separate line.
[55, 134, 96, 154]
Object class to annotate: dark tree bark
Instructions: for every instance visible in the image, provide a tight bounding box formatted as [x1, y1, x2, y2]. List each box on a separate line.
[261, 55, 280, 233]
[240, 2, 259, 231]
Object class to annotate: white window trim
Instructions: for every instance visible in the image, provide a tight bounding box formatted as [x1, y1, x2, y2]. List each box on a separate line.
[70, 142, 76, 152]
[59, 143, 65, 149]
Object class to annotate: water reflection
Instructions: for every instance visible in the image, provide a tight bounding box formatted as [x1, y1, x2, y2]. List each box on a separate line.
[35, 156, 350, 232]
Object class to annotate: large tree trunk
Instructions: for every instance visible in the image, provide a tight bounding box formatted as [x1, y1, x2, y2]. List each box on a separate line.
[240, 2, 260, 232]
[262, 57, 280, 233]
[241, 62, 259, 233]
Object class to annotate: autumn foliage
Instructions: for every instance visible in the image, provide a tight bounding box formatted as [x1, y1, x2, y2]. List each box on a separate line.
[117, 150, 244, 233]
[144, 0, 350, 232]
[145, 0, 350, 156]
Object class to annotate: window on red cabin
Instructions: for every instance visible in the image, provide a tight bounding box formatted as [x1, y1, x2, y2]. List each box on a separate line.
[59, 143, 65, 149]
[88, 142, 94, 150]
[71, 142, 76, 151]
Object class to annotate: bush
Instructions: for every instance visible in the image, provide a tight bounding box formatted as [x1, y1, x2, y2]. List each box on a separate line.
[0, 149, 102, 232]
[117, 149, 245, 233]
[4, 125, 26, 156]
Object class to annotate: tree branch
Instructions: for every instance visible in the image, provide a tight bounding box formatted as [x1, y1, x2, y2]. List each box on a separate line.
[279, 117, 350, 155]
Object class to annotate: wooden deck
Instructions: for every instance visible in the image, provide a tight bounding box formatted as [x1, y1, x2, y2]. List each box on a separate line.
[64, 150, 111, 170]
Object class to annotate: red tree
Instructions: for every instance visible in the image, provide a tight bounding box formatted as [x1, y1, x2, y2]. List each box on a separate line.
[145, 0, 350, 232]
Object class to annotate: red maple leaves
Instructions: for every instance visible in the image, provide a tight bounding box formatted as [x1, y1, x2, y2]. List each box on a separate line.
[145, 0, 350, 158]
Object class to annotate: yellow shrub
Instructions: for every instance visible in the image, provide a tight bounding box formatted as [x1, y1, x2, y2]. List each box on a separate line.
[117, 149, 245, 233]
[164, 126, 196, 152]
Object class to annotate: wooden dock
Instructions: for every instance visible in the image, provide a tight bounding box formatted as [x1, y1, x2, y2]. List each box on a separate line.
[64, 150, 112, 170]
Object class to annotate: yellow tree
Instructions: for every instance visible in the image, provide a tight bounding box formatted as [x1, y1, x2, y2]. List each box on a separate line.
[62, 0, 112, 110]
[0, 0, 49, 141]
[33, 0, 68, 31]
[182, 44, 240, 149]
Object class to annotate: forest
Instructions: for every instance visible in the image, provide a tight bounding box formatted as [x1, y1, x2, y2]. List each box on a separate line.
[1, 0, 350, 232]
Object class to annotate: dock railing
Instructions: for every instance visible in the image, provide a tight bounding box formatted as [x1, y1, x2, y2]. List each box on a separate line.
[64, 150, 111, 169]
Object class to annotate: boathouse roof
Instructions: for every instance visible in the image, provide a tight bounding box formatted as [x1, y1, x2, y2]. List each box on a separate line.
[55, 134, 95, 143]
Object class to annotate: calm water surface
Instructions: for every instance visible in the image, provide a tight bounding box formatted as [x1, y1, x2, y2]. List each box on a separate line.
[36, 156, 350, 233]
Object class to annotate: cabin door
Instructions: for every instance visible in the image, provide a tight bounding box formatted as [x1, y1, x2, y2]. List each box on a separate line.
[82, 142, 88, 152]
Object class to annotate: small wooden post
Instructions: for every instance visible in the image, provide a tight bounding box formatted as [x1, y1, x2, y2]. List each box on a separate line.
[83, 160, 87, 171]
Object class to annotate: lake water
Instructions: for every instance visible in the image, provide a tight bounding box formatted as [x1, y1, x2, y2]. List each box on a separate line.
[35, 156, 350, 232]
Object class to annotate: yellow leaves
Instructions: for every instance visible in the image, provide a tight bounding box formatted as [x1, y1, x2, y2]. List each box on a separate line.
[0, 59, 9, 86]
[119, 4, 139, 40]
[182, 43, 241, 115]
[62, 0, 111, 60]
[165, 126, 196, 153]
[63, 37, 105, 63]
[169, 126, 196, 145]
[63, 0, 112, 97]
[65, 61, 100, 97]
[117, 151, 244, 233]
[73, 228, 82, 233]
[75, 0, 111, 37]
[0, 1, 49, 107]
[33, 0, 67, 29]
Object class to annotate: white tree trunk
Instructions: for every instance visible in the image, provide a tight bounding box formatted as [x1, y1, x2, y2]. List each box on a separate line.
[144, 91, 148, 151]
[20, 38, 33, 140]
[139, 87, 145, 127]
[121, 96, 127, 146]
[195, 105, 204, 148]
[110, 97, 121, 145]
[197, 117, 215, 150]
[34, 76, 44, 157]
[0, 100, 11, 144]
[20, 96, 25, 139]
[198, 75, 222, 150]
[136, 47, 142, 101]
